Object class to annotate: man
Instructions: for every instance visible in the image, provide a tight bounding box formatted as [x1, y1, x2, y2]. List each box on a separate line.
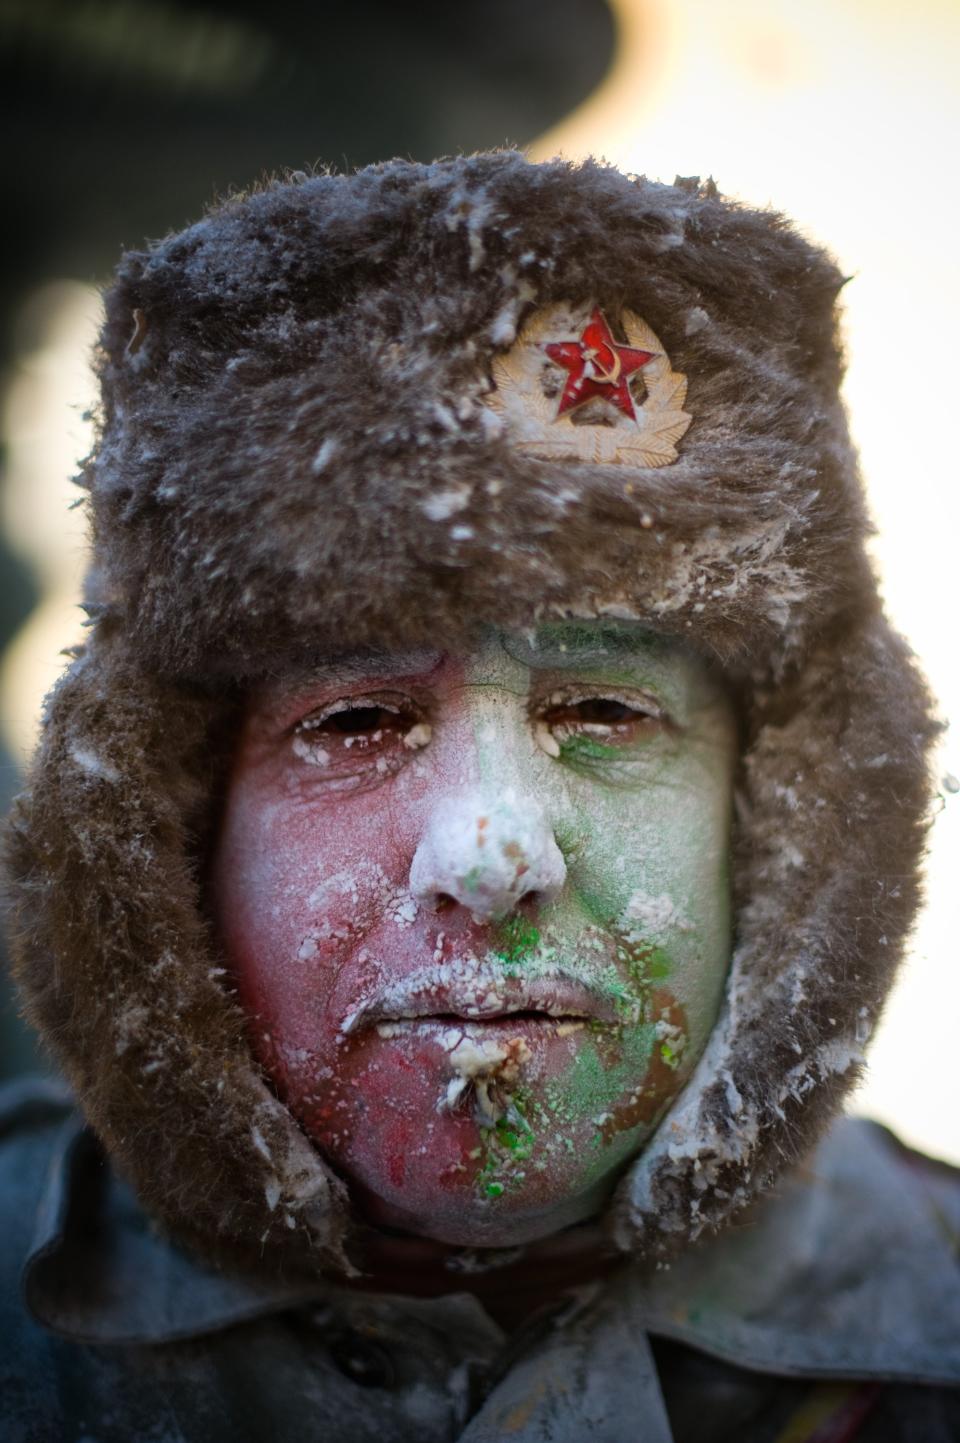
[2, 153, 958, 1441]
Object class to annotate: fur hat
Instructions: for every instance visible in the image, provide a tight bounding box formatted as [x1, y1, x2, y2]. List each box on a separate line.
[4, 152, 936, 1274]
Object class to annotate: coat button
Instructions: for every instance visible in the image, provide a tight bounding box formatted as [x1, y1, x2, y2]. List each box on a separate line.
[329, 1332, 397, 1389]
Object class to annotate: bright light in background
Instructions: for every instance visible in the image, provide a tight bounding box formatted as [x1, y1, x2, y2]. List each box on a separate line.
[0, 283, 100, 759]
[534, 0, 960, 1162]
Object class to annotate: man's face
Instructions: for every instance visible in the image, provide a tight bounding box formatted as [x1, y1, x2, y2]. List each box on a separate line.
[212, 625, 737, 1246]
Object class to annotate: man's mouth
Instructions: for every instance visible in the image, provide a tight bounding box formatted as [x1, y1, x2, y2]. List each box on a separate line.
[339, 965, 626, 1036]
[372, 1013, 588, 1042]
[334, 959, 645, 1131]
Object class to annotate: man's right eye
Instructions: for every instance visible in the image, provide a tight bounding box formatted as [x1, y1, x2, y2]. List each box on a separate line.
[290, 695, 430, 770]
[319, 706, 399, 736]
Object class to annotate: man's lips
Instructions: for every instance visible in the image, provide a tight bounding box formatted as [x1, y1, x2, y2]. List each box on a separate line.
[339, 968, 626, 1036]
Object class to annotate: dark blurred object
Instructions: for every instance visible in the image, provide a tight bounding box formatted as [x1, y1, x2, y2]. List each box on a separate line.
[1, 0, 615, 306]
[0, 0, 616, 1077]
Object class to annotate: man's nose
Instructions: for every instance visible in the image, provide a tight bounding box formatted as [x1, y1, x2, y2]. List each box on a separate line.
[409, 791, 567, 924]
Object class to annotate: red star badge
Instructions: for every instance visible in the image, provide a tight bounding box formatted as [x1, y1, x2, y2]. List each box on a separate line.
[544, 308, 657, 422]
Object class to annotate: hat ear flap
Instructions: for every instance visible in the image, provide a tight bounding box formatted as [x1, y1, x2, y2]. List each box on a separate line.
[5, 641, 351, 1273]
[613, 615, 937, 1255]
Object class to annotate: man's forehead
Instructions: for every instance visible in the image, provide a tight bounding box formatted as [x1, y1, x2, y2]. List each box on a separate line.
[288, 647, 444, 685]
[502, 623, 669, 669]
[275, 624, 670, 688]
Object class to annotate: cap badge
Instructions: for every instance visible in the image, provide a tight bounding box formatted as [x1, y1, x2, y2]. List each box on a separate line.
[486, 303, 691, 467]
[544, 307, 655, 421]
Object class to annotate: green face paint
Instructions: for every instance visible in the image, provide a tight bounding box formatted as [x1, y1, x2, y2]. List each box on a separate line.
[438, 626, 736, 1227]
[450, 626, 733, 1212]
[493, 914, 542, 968]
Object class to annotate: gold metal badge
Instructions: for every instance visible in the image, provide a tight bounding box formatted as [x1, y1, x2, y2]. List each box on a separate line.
[486, 302, 691, 467]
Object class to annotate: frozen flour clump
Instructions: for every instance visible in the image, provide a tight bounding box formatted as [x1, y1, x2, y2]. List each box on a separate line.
[441, 1032, 532, 1125]
[620, 891, 692, 942]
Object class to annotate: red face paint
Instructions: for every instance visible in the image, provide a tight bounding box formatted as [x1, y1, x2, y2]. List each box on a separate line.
[212, 628, 736, 1245]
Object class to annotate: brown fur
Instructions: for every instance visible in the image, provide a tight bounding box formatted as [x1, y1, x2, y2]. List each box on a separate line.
[3, 154, 938, 1274]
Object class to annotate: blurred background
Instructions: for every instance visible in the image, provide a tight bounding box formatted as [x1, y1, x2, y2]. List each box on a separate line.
[1, 0, 957, 1161]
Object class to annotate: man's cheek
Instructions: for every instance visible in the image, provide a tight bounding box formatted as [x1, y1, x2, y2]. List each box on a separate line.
[227, 782, 389, 934]
[218, 804, 418, 1052]
[293, 1036, 484, 1195]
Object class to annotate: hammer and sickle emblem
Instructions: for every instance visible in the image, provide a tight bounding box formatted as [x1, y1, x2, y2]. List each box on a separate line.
[583, 345, 622, 386]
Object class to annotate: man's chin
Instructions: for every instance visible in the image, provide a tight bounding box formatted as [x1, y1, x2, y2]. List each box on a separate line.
[347, 1168, 617, 1248]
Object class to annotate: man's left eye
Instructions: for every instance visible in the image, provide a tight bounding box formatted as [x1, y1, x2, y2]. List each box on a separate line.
[537, 693, 667, 753]
[551, 699, 639, 726]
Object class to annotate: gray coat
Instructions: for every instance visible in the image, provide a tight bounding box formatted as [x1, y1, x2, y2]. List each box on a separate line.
[2, 1077, 958, 1442]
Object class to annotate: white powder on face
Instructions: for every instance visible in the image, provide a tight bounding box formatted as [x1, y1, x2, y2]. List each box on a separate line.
[307, 869, 360, 912]
[620, 891, 693, 941]
[292, 735, 330, 766]
[295, 863, 419, 973]
[409, 794, 566, 924]
[534, 721, 560, 758]
[440, 1032, 532, 1125]
[393, 896, 418, 925]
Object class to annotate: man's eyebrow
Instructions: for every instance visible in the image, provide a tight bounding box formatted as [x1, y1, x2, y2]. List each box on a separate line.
[502, 626, 660, 670]
[267, 649, 444, 692]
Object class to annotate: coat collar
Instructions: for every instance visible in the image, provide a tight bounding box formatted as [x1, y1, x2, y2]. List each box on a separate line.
[633, 1116, 960, 1385]
[24, 1117, 319, 1344]
[22, 1110, 960, 1384]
